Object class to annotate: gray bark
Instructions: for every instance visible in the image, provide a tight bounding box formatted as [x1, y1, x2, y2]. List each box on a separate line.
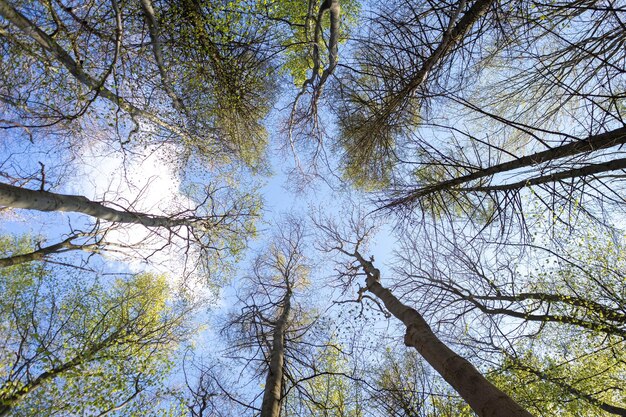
[354, 252, 534, 417]
[260, 291, 291, 417]
[0, 182, 210, 231]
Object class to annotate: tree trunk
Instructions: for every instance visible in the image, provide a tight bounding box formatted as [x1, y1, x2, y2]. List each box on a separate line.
[0, 234, 97, 267]
[354, 253, 534, 417]
[0, 182, 207, 230]
[260, 292, 291, 417]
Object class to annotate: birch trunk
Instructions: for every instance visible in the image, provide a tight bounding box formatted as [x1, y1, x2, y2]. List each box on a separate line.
[355, 253, 534, 417]
[0, 183, 207, 230]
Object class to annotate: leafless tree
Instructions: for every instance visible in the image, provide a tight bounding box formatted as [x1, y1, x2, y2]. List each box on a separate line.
[222, 218, 317, 417]
[328, 0, 626, 233]
[313, 209, 533, 417]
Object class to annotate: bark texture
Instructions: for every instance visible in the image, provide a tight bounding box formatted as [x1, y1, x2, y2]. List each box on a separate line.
[260, 291, 291, 417]
[354, 253, 534, 417]
[0, 182, 210, 230]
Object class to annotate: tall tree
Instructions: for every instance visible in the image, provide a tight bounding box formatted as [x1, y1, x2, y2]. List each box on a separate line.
[0, 0, 277, 167]
[314, 211, 534, 417]
[223, 218, 313, 417]
[396, 218, 626, 416]
[332, 0, 626, 231]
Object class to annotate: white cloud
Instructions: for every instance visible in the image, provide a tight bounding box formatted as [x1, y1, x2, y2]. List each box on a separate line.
[70, 142, 209, 292]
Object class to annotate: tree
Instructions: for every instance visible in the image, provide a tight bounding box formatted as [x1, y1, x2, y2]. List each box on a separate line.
[331, 0, 626, 232]
[0, 236, 192, 416]
[372, 349, 476, 417]
[0, 0, 277, 167]
[314, 210, 533, 417]
[223, 218, 313, 417]
[0, 180, 258, 282]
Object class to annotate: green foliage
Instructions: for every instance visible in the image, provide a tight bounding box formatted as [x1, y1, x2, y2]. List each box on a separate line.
[486, 223, 626, 416]
[307, 345, 362, 417]
[268, 0, 360, 86]
[373, 349, 476, 417]
[0, 237, 190, 416]
[156, 0, 278, 169]
[490, 335, 625, 417]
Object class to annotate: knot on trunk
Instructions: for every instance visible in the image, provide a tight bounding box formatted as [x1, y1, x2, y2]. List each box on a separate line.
[404, 324, 418, 347]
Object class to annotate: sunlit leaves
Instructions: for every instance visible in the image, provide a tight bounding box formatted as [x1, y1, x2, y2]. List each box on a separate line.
[0, 239, 190, 416]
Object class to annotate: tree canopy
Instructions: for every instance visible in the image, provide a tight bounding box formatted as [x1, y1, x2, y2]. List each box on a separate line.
[1, 0, 625, 416]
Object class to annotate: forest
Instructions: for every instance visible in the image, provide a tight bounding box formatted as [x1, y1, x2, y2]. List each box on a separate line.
[0, 0, 624, 416]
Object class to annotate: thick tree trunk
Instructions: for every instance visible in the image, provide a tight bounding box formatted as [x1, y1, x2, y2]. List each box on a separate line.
[0, 182, 207, 230]
[354, 253, 534, 417]
[260, 293, 291, 417]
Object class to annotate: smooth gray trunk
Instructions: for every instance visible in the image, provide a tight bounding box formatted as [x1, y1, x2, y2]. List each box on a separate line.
[260, 293, 291, 417]
[0, 182, 206, 230]
[355, 253, 534, 417]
